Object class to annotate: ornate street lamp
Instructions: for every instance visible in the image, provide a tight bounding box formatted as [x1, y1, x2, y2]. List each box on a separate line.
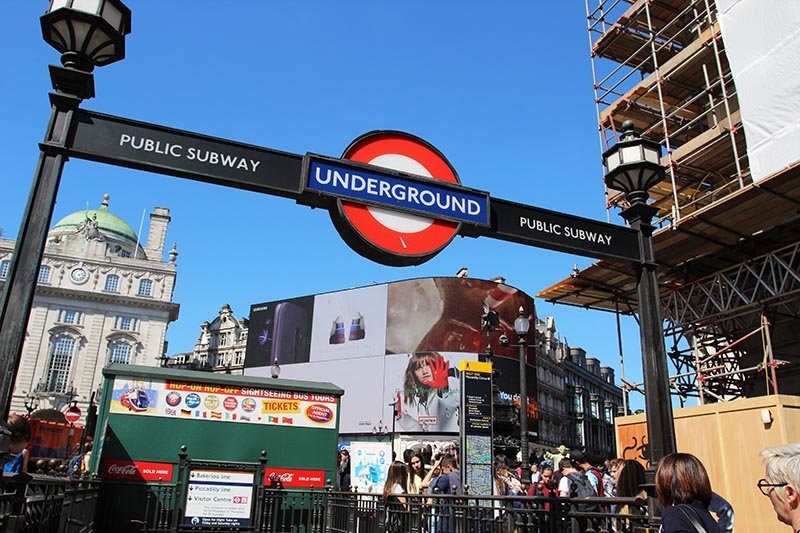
[602, 120, 676, 465]
[0, 1, 131, 437]
[41, 0, 131, 73]
[514, 306, 531, 485]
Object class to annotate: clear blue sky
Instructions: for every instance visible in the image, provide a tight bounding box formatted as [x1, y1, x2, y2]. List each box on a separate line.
[1, 2, 650, 410]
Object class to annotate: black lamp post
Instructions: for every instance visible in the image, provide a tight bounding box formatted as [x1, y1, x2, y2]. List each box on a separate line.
[602, 120, 676, 465]
[0, 0, 131, 434]
[514, 306, 531, 485]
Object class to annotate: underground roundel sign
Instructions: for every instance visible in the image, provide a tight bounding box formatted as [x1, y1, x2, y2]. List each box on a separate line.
[326, 131, 466, 266]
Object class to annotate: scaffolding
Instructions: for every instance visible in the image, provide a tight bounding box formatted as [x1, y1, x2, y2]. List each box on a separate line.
[535, 0, 800, 403]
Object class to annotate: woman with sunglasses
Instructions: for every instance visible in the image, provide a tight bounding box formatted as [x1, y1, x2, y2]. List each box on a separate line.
[655, 453, 722, 533]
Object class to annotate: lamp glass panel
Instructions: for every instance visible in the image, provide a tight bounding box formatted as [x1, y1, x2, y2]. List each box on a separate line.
[605, 150, 621, 172]
[91, 42, 117, 64]
[644, 146, 660, 163]
[72, 0, 102, 15]
[101, 1, 123, 31]
[49, 0, 70, 12]
[620, 145, 642, 165]
[514, 315, 530, 335]
[86, 27, 113, 57]
[50, 19, 71, 50]
[68, 19, 94, 51]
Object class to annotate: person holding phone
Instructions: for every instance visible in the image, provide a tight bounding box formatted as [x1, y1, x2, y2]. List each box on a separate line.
[398, 352, 459, 432]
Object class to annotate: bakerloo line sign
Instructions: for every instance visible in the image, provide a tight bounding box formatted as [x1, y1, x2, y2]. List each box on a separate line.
[68, 109, 639, 265]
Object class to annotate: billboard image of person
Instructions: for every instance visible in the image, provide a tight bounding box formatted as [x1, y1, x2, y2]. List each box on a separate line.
[386, 278, 535, 359]
[386, 352, 478, 433]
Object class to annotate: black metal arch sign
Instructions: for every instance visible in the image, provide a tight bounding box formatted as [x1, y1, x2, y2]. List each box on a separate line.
[68, 109, 639, 265]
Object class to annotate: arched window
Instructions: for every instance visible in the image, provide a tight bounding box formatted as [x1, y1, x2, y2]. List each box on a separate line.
[138, 278, 153, 296]
[104, 274, 120, 292]
[46, 336, 74, 393]
[0, 260, 10, 278]
[38, 265, 51, 284]
[109, 341, 132, 364]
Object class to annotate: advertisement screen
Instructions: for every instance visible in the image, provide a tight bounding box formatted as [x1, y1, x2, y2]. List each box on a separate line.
[245, 277, 536, 435]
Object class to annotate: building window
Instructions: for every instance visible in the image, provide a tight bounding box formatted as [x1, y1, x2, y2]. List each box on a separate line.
[590, 399, 599, 419]
[216, 354, 226, 368]
[234, 351, 244, 365]
[119, 250, 131, 258]
[109, 341, 132, 364]
[115, 316, 137, 331]
[46, 336, 74, 393]
[104, 274, 120, 292]
[573, 392, 583, 413]
[138, 279, 152, 296]
[58, 309, 81, 325]
[219, 332, 229, 347]
[604, 404, 614, 423]
[38, 265, 51, 284]
[0, 260, 10, 278]
[575, 421, 584, 446]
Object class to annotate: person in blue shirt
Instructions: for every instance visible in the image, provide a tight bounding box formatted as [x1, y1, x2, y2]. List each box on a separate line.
[3, 414, 31, 475]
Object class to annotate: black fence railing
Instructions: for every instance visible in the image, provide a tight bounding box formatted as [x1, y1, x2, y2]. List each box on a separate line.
[136, 485, 652, 533]
[0, 474, 100, 533]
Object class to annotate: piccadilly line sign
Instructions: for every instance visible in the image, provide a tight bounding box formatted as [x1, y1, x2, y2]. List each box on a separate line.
[65, 108, 640, 265]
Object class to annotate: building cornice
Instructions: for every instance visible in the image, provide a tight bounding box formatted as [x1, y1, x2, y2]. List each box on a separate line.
[0, 281, 180, 321]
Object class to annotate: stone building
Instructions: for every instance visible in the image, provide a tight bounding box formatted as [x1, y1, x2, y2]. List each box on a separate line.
[532, 316, 568, 449]
[0, 195, 179, 421]
[168, 304, 248, 375]
[563, 347, 623, 459]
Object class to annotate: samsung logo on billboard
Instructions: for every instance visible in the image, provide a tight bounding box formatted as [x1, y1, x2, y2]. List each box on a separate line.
[305, 157, 489, 226]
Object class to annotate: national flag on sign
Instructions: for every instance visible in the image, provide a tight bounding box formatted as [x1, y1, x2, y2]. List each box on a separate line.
[210, 412, 222, 419]
[268, 416, 279, 423]
[180, 409, 191, 417]
[282, 417, 293, 424]
[165, 408, 177, 416]
[240, 415, 250, 421]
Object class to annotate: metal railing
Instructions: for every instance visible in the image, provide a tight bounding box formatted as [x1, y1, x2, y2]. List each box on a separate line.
[0, 474, 100, 533]
[137, 485, 651, 533]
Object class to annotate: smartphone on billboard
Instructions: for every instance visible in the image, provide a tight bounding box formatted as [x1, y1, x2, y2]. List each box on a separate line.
[271, 301, 310, 364]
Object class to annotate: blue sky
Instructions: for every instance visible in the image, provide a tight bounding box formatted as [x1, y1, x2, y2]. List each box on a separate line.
[2, 2, 649, 410]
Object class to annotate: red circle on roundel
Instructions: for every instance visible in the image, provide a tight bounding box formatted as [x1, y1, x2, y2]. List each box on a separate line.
[340, 132, 460, 258]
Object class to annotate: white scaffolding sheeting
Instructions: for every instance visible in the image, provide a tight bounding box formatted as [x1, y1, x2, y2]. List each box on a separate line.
[717, 0, 800, 182]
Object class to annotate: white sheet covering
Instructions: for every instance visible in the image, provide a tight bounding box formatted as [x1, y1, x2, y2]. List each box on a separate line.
[717, 0, 800, 182]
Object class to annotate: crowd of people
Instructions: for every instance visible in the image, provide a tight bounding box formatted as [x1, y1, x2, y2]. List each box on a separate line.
[334, 442, 800, 532]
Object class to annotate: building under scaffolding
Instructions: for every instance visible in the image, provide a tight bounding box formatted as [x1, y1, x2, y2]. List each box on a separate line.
[538, 0, 800, 405]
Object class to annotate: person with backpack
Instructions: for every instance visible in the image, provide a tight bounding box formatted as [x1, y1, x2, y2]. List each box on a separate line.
[558, 458, 599, 531]
[574, 452, 605, 496]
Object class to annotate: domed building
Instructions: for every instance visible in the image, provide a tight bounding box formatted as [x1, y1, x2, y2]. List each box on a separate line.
[0, 195, 180, 421]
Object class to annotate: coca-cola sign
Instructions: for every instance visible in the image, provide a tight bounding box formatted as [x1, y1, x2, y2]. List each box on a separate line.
[103, 460, 174, 482]
[263, 467, 325, 488]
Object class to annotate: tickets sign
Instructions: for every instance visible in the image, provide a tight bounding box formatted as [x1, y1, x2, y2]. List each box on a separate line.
[108, 377, 338, 430]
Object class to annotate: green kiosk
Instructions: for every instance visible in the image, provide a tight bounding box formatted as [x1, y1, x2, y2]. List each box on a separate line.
[91, 364, 343, 531]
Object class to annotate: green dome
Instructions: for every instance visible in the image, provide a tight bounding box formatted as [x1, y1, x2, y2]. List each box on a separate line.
[51, 194, 138, 242]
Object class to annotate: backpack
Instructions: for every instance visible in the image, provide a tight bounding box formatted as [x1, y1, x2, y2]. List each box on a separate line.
[567, 471, 599, 512]
[587, 467, 605, 496]
[432, 474, 452, 494]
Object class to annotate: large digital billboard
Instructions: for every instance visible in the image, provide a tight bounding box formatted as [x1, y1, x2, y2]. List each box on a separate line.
[245, 277, 538, 436]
